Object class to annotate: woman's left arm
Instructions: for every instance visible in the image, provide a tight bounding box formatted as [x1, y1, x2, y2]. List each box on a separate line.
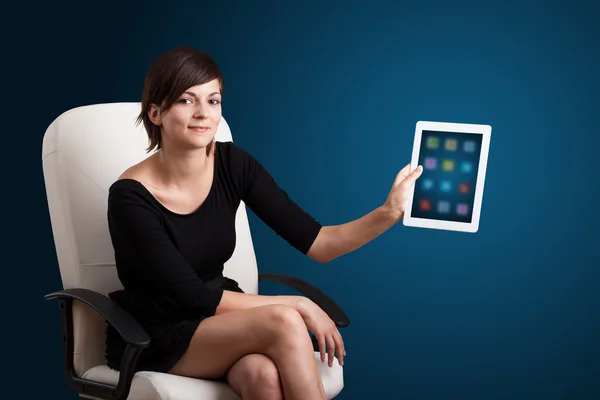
[307, 163, 423, 263]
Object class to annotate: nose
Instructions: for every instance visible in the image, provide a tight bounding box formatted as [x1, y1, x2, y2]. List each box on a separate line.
[193, 102, 209, 119]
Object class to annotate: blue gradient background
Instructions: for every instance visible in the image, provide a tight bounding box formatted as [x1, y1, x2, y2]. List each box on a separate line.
[8, 0, 599, 399]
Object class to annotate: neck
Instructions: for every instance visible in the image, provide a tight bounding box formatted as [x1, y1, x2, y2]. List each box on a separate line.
[154, 142, 214, 188]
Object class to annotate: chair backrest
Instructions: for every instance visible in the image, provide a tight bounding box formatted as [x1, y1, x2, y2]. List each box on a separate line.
[42, 102, 258, 375]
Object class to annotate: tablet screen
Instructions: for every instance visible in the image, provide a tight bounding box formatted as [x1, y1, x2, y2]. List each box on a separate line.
[410, 130, 482, 223]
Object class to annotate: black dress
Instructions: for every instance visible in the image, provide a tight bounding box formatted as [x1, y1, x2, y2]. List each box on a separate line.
[105, 141, 322, 374]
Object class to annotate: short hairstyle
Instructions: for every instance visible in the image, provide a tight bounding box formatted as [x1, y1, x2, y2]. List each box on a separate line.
[136, 46, 224, 154]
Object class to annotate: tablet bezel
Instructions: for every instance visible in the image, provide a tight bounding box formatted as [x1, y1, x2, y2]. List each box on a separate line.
[403, 121, 491, 233]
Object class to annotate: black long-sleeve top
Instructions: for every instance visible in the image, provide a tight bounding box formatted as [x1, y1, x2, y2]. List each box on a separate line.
[107, 141, 322, 318]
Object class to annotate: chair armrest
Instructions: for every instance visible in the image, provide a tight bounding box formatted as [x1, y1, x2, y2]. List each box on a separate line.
[45, 288, 150, 400]
[258, 273, 350, 328]
[45, 288, 149, 347]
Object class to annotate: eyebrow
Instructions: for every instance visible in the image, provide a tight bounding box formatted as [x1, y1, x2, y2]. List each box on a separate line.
[183, 91, 221, 97]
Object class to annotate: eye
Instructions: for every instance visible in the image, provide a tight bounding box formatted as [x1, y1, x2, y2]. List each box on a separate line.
[179, 98, 193, 104]
[209, 99, 220, 105]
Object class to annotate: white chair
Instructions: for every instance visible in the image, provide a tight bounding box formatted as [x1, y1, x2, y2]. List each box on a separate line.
[42, 102, 349, 400]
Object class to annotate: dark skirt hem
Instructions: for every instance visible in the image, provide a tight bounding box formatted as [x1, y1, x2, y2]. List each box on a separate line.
[105, 276, 243, 375]
[106, 318, 203, 373]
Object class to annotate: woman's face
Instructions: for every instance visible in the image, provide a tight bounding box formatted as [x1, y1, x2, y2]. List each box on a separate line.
[152, 79, 222, 152]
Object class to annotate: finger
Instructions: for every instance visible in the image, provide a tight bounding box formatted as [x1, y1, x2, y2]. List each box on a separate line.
[401, 165, 423, 186]
[393, 163, 411, 186]
[327, 334, 335, 367]
[318, 335, 326, 363]
[335, 330, 345, 366]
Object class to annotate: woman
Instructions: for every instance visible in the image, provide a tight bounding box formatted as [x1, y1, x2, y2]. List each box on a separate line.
[106, 46, 423, 400]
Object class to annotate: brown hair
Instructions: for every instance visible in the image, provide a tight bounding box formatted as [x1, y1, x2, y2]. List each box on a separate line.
[136, 46, 224, 154]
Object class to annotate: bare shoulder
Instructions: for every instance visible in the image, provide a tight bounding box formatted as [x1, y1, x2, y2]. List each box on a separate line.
[117, 164, 141, 181]
[117, 155, 154, 182]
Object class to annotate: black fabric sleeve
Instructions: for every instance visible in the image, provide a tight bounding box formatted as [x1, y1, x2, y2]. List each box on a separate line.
[229, 143, 322, 254]
[107, 187, 224, 317]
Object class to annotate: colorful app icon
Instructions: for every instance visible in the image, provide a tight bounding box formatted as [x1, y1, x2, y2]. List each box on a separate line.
[425, 157, 437, 170]
[422, 179, 434, 190]
[459, 183, 470, 194]
[420, 199, 432, 211]
[442, 159, 455, 172]
[456, 203, 469, 215]
[440, 180, 452, 192]
[461, 161, 473, 173]
[426, 137, 439, 149]
[463, 140, 476, 152]
[445, 139, 457, 151]
[438, 201, 450, 213]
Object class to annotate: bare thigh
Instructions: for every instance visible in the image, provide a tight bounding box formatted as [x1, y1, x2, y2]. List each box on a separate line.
[168, 304, 308, 380]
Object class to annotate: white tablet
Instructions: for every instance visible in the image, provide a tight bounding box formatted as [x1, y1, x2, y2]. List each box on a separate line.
[403, 121, 491, 233]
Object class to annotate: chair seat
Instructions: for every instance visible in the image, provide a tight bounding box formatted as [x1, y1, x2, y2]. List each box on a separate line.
[82, 352, 344, 400]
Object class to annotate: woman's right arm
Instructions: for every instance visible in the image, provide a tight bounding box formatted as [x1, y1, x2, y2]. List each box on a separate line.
[219, 292, 345, 366]
[216, 291, 302, 315]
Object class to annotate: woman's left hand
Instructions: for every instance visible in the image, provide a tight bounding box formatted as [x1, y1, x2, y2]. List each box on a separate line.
[382, 163, 423, 222]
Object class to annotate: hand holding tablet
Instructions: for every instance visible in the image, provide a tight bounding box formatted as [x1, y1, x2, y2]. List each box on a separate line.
[402, 121, 492, 233]
[382, 162, 424, 221]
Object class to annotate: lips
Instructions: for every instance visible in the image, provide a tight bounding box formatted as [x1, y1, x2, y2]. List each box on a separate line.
[189, 126, 210, 131]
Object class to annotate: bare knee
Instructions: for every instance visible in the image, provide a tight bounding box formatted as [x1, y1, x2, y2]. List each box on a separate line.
[229, 355, 282, 400]
[260, 304, 311, 352]
[248, 358, 281, 399]
[264, 304, 306, 332]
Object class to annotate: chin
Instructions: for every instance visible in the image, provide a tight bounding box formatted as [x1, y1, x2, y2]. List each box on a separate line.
[187, 137, 215, 151]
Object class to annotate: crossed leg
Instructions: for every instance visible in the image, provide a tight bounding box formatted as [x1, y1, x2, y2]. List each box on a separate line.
[227, 354, 283, 400]
[168, 304, 326, 399]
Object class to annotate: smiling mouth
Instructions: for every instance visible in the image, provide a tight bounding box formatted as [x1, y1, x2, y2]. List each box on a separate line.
[189, 126, 210, 131]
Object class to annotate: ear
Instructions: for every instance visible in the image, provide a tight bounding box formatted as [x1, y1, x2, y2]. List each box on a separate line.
[148, 103, 162, 126]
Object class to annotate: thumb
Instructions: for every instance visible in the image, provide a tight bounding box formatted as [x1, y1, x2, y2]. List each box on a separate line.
[393, 163, 411, 186]
[404, 165, 423, 184]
